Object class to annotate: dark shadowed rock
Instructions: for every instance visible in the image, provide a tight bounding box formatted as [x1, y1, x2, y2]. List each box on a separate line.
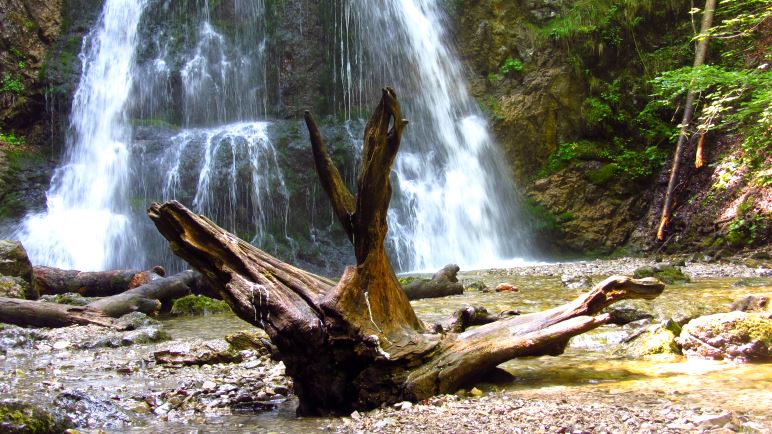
[0, 399, 74, 434]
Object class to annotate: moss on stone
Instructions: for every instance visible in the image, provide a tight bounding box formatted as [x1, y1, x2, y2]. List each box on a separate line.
[397, 276, 429, 287]
[0, 400, 73, 433]
[586, 163, 618, 185]
[171, 295, 231, 316]
[633, 265, 689, 284]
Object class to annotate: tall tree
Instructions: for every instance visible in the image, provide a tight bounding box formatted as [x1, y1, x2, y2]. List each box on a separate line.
[657, 0, 718, 241]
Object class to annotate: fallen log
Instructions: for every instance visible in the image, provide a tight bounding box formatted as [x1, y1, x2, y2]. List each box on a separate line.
[401, 264, 464, 300]
[33, 265, 166, 297]
[86, 269, 210, 317]
[148, 88, 666, 415]
[0, 270, 215, 328]
[0, 297, 117, 328]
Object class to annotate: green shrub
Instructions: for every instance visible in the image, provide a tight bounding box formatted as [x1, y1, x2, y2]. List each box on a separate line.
[499, 57, 524, 75]
[1, 74, 24, 94]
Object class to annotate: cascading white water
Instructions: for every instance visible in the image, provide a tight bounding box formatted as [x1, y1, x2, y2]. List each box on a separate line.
[15, 0, 148, 270]
[336, 0, 530, 271]
[157, 122, 288, 246]
[10, 0, 530, 274]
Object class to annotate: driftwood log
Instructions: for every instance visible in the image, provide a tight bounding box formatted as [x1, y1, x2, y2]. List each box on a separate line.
[401, 264, 464, 300]
[147, 88, 665, 415]
[33, 265, 166, 297]
[0, 270, 214, 328]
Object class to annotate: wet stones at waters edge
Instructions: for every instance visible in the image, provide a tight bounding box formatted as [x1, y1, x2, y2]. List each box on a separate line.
[615, 319, 682, 358]
[0, 399, 74, 434]
[38, 292, 97, 305]
[0, 313, 167, 353]
[560, 273, 591, 289]
[1, 321, 293, 429]
[483, 256, 767, 279]
[731, 294, 770, 313]
[605, 306, 654, 325]
[153, 339, 243, 366]
[54, 390, 134, 429]
[334, 390, 768, 433]
[677, 311, 772, 362]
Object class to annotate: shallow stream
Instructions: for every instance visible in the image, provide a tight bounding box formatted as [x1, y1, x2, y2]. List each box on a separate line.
[2, 273, 770, 432]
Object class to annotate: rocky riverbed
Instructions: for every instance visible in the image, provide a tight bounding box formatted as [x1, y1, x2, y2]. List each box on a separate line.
[1, 255, 771, 432]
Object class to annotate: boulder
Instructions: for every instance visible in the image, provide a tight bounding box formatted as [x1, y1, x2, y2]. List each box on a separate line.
[730, 295, 770, 313]
[0, 399, 74, 434]
[606, 307, 654, 326]
[0, 241, 36, 297]
[617, 320, 682, 357]
[677, 312, 772, 362]
[633, 264, 689, 284]
[153, 339, 243, 366]
[170, 294, 231, 316]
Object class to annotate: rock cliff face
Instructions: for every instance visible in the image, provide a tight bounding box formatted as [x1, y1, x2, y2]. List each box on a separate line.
[0, 0, 66, 223]
[449, 0, 769, 256]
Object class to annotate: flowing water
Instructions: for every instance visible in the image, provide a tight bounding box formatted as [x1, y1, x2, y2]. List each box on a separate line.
[9, 0, 532, 274]
[335, 0, 530, 271]
[2, 276, 770, 431]
[14, 0, 148, 271]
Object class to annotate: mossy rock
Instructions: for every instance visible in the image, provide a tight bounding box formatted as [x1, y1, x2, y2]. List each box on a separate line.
[171, 295, 231, 316]
[677, 312, 772, 362]
[633, 264, 689, 284]
[617, 320, 682, 357]
[38, 293, 96, 305]
[0, 400, 73, 434]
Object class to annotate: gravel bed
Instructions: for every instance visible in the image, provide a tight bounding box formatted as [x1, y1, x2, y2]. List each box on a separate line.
[336, 389, 771, 433]
[481, 257, 769, 279]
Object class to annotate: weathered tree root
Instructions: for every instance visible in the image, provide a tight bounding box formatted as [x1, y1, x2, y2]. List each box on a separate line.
[147, 88, 666, 415]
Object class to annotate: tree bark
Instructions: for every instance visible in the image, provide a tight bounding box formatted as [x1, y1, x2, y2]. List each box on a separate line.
[33, 265, 166, 297]
[148, 88, 665, 415]
[657, 0, 717, 241]
[0, 297, 117, 328]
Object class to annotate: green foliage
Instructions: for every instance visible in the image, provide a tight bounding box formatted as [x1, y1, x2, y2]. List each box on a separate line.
[541, 138, 666, 181]
[499, 57, 524, 75]
[648, 65, 771, 170]
[1, 74, 25, 94]
[522, 198, 563, 236]
[0, 131, 26, 145]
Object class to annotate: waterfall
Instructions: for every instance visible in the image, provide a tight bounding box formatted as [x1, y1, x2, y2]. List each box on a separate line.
[335, 0, 530, 271]
[15, 0, 148, 270]
[10, 0, 530, 273]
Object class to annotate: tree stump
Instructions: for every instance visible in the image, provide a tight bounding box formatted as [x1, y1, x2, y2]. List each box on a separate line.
[148, 88, 665, 415]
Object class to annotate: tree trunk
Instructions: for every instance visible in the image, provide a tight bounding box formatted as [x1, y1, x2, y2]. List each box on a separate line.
[148, 88, 665, 415]
[401, 264, 465, 300]
[33, 265, 166, 297]
[0, 297, 117, 328]
[657, 0, 717, 241]
[0, 270, 214, 327]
